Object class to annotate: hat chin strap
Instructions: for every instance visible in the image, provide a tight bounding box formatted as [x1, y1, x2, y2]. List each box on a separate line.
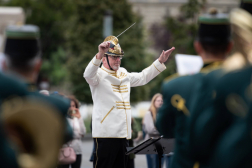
[105, 55, 114, 71]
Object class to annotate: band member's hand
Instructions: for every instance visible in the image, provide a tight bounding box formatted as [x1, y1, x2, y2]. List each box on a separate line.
[158, 47, 175, 64]
[97, 41, 110, 60]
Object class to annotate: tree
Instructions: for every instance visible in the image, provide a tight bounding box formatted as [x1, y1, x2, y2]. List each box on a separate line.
[1, 0, 155, 103]
[165, 0, 207, 55]
[181, 0, 207, 20]
[148, 0, 207, 97]
[2, 0, 205, 103]
[1, 0, 76, 85]
[67, 0, 153, 103]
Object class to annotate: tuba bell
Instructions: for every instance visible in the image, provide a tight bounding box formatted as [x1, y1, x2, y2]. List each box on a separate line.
[1, 96, 65, 168]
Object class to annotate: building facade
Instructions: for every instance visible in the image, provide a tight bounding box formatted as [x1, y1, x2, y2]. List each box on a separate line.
[128, 0, 239, 28]
[0, 7, 25, 52]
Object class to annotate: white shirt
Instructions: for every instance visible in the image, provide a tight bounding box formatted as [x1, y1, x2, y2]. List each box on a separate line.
[84, 56, 166, 139]
[66, 117, 86, 154]
[143, 111, 160, 141]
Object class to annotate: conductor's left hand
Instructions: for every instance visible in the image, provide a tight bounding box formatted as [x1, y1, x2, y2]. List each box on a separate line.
[158, 47, 175, 64]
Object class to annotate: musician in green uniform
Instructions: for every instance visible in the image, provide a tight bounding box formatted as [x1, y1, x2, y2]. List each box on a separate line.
[0, 25, 42, 167]
[2, 24, 71, 113]
[189, 1, 252, 167]
[2, 24, 73, 141]
[0, 72, 31, 168]
[156, 9, 232, 168]
[0, 25, 72, 167]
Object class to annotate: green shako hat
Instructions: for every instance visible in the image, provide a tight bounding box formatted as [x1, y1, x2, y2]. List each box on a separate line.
[4, 25, 41, 62]
[198, 8, 231, 44]
[240, 0, 252, 14]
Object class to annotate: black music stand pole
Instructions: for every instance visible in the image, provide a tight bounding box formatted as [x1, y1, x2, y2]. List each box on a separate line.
[154, 140, 163, 168]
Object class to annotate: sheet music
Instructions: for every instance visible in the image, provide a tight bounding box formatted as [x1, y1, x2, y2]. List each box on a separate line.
[175, 54, 203, 76]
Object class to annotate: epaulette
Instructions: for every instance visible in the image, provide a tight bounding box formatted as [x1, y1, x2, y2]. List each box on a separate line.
[200, 61, 223, 74]
[164, 61, 222, 83]
[164, 73, 180, 83]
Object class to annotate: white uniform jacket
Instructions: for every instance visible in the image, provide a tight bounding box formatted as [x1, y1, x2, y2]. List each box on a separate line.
[84, 56, 166, 139]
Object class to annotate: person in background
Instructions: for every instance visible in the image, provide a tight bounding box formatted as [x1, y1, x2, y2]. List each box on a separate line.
[2, 25, 73, 143]
[58, 96, 86, 168]
[0, 72, 33, 168]
[191, 2, 252, 167]
[141, 118, 146, 142]
[0, 25, 73, 167]
[156, 9, 232, 168]
[143, 93, 164, 168]
[127, 117, 141, 168]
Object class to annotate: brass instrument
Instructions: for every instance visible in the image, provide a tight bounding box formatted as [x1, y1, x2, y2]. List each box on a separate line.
[223, 8, 252, 71]
[1, 97, 64, 168]
[230, 8, 252, 61]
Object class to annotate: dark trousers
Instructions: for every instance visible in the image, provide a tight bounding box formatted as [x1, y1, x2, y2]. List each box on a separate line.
[126, 158, 135, 168]
[146, 154, 165, 168]
[58, 154, 82, 168]
[93, 138, 129, 168]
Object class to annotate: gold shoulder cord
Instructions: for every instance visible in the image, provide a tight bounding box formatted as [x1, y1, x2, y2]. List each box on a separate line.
[171, 94, 190, 116]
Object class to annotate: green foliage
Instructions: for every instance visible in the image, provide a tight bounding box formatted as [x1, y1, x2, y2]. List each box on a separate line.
[148, 0, 207, 97]
[1, 0, 206, 103]
[134, 117, 143, 131]
[148, 57, 177, 97]
[84, 115, 92, 133]
[67, 0, 152, 103]
[181, 0, 206, 19]
[1, 0, 76, 85]
[164, 0, 206, 54]
[165, 18, 198, 55]
[41, 47, 68, 85]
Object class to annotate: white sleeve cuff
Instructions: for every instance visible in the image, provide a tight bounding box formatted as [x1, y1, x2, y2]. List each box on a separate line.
[153, 59, 166, 72]
[92, 55, 102, 66]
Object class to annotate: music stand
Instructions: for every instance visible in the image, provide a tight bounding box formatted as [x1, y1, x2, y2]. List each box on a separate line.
[125, 136, 174, 168]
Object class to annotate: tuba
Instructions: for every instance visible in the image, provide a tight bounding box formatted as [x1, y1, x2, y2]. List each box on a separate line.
[222, 8, 252, 71]
[1, 96, 65, 168]
[230, 8, 252, 62]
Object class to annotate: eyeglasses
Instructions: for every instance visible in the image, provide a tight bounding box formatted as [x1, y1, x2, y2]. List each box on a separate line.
[108, 55, 123, 60]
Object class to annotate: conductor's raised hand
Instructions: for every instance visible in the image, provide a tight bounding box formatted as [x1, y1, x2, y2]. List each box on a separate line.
[158, 47, 175, 64]
[96, 41, 110, 60]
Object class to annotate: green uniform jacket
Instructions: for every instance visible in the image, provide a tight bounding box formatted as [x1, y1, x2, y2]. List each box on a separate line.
[0, 73, 72, 167]
[187, 68, 224, 167]
[27, 92, 73, 143]
[0, 73, 29, 168]
[195, 66, 252, 168]
[26, 85, 73, 143]
[156, 62, 222, 168]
